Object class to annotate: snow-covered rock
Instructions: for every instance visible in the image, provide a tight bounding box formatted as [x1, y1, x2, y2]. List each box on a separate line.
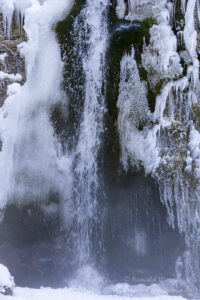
[0, 264, 15, 296]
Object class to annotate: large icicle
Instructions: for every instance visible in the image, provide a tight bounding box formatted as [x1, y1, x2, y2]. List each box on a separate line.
[117, 47, 159, 173]
[0, 0, 38, 37]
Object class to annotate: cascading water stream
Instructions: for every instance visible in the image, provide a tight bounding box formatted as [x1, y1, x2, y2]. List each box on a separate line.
[71, 0, 108, 269]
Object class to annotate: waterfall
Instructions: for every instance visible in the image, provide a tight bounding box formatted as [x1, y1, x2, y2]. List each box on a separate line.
[0, 0, 200, 297]
[71, 0, 108, 269]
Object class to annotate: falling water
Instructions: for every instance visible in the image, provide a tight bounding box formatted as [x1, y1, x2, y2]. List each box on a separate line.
[71, 0, 108, 268]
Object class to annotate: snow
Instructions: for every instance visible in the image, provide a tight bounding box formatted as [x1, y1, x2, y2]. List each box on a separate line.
[6, 83, 21, 96]
[0, 71, 22, 82]
[0, 264, 190, 300]
[0, 264, 15, 294]
[0, 264, 189, 300]
[0, 53, 7, 62]
[0, 287, 186, 300]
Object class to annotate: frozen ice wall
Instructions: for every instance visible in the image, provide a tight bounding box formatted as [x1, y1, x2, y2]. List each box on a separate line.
[117, 0, 200, 296]
[0, 0, 73, 214]
[117, 47, 159, 172]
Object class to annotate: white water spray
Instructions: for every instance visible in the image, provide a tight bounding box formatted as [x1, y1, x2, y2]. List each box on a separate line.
[72, 0, 108, 268]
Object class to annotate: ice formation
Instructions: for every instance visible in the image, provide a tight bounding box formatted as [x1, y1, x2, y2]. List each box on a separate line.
[117, 47, 159, 172]
[0, 72, 22, 81]
[0, 0, 74, 214]
[117, 0, 200, 296]
[0, 53, 7, 63]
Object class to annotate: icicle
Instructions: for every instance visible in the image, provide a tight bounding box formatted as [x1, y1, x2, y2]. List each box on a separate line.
[117, 47, 160, 173]
[116, 0, 126, 19]
[182, 0, 187, 15]
[0, 53, 7, 63]
[0, 0, 38, 37]
[154, 77, 188, 123]
[184, 0, 199, 85]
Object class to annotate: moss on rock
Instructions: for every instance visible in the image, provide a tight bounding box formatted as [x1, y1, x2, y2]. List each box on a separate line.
[55, 0, 85, 47]
[55, 1, 86, 150]
[104, 17, 156, 177]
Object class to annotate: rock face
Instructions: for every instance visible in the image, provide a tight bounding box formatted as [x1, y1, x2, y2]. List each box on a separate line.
[0, 13, 25, 107]
[0, 264, 15, 296]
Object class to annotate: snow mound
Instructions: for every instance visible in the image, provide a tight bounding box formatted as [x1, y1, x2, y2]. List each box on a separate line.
[7, 83, 22, 97]
[0, 287, 186, 300]
[0, 72, 22, 82]
[0, 264, 15, 296]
